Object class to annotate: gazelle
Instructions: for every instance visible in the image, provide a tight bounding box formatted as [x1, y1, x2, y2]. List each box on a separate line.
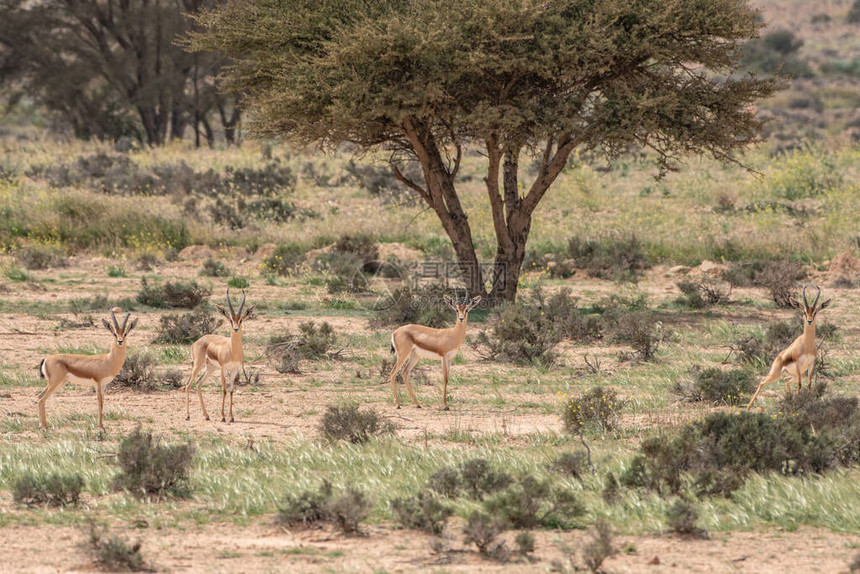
[747, 285, 831, 409]
[389, 292, 481, 410]
[37, 308, 137, 431]
[184, 289, 254, 423]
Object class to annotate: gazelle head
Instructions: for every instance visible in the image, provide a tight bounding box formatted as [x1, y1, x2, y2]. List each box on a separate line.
[216, 289, 255, 333]
[101, 307, 137, 347]
[443, 291, 482, 323]
[795, 284, 830, 326]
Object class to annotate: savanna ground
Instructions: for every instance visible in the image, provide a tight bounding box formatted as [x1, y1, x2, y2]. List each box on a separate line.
[3, 1, 860, 571]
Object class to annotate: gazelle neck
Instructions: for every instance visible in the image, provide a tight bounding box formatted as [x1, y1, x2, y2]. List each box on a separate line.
[230, 328, 244, 362]
[803, 320, 816, 349]
[108, 339, 126, 370]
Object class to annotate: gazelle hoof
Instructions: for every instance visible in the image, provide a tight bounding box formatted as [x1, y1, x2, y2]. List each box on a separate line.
[221, 417, 226, 423]
[396, 405, 401, 409]
[416, 405, 422, 409]
[229, 418, 234, 423]
[185, 416, 190, 421]
[443, 406, 450, 411]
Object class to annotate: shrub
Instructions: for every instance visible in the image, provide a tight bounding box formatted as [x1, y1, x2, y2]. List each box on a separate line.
[227, 275, 250, 289]
[313, 251, 365, 293]
[850, 552, 860, 574]
[551, 452, 589, 481]
[475, 289, 598, 366]
[390, 491, 454, 535]
[201, 257, 229, 277]
[597, 293, 665, 360]
[485, 474, 583, 529]
[112, 428, 195, 498]
[154, 307, 223, 344]
[319, 404, 395, 444]
[561, 387, 622, 434]
[16, 245, 68, 270]
[371, 283, 453, 328]
[427, 466, 462, 498]
[107, 265, 126, 278]
[731, 320, 796, 367]
[675, 278, 731, 308]
[326, 487, 373, 535]
[459, 458, 512, 500]
[754, 261, 806, 308]
[261, 243, 307, 276]
[333, 233, 379, 271]
[266, 321, 339, 373]
[112, 352, 160, 392]
[583, 519, 616, 573]
[567, 233, 648, 282]
[86, 523, 146, 572]
[136, 278, 211, 309]
[515, 531, 535, 557]
[666, 498, 708, 539]
[602, 473, 621, 504]
[673, 366, 757, 406]
[463, 510, 507, 556]
[276, 481, 332, 527]
[13, 472, 84, 507]
[850, 0, 860, 24]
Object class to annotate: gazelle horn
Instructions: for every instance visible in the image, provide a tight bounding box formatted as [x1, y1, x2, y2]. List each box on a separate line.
[238, 289, 246, 316]
[226, 288, 236, 317]
[811, 284, 821, 308]
[109, 307, 120, 332]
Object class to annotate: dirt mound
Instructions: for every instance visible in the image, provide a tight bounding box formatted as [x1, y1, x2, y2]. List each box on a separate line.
[177, 245, 215, 261]
[827, 252, 860, 284]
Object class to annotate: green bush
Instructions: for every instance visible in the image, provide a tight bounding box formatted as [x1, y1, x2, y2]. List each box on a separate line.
[13, 472, 84, 507]
[136, 278, 211, 309]
[666, 498, 708, 539]
[561, 387, 622, 434]
[568, 233, 648, 282]
[154, 307, 223, 344]
[597, 293, 665, 360]
[475, 289, 599, 366]
[266, 321, 339, 373]
[201, 257, 229, 277]
[583, 519, 617, 573]
[326, 487, 373, 535]
[276, 481, 332, 527]
[371, 283, 453, 329]
[673, 367, 757, 406]
[112, 428, 195, 498]
[390, 491, 454, 535]
[463, 510, 507, 556]
[484, 474, 583, 529]
[459, 458, 513, 500]
[261, 243, 307, 276]
[112, 352, 160, 392]
[319, 404, 395, 444]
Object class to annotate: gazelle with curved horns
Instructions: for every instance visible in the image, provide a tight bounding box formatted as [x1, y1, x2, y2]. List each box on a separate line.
[37, 308, 138, 430]
[184, 289, 254, 423]
[389, 290, 481, 410]
[747, 284, 831, 409]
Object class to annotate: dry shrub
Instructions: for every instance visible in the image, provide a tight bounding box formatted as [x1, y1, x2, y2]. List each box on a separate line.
[568, 233, 648, 282]
[675, 278, 731, 308]
[319, 404, 395, 444]
[326, 487, 373, 535]
[16, 245, 68, 270]
[551, 452, 589, 481]
[136, 278, 210, 309]
[666, 498, 708, 539]
[371, 283, 453, 329]
[754, 261, 807, 308]
[463, 510, 508, 559]
[484, 474, 583, 529]
[261, 243, 307, 277]
[112, 428, 195, 498]
[583, 519, 617, 572]
[86, 523, 147, 572]
[266, 321, 340, 373]
[112, 352, 160, 392]
[200, 257, 229, 277]
[276, 481, 332, 527]
[597, 293, 666, 361]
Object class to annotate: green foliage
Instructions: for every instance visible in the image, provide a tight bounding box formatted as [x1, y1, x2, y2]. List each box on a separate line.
[850, 0, 860, 24]
[372, 284, 455, 329]
[484, 474, 584, 529]
[107, 265, 126, 278]
[112, 428, 195, 498]
[15, 244, 67, 270]
[266, 321, 339, 373]
[427, 466, 461, 498]
[514, 531, 535, 557]
[463, 510, 507, 556]
[136, 278, 211, 309]
[276, 481, 332, 527]
[154, 307, 223, 344]
[561, 387, 622, 434]
[87, 524, 147, 572]
[201, 257, 229, 277]
[459, 458, 513, 500]
[319, 404, 395, 444]
[597, 293, 666, 360]
[550, 452, 589, 481]
[261, 243, 307, 277]
[568, 234, 648, 282]
[767, 150, 843, 200]
[326, 487, 373, 535]
[13, 472, 84, 507]
[227, 275, 249, 289]
[666, 498, 708, 539]
[475, 288, 599, 365]
[673, 366, 756, 406]
[731, 320, 797, 368]
[675, 278, 731, 308]
[741, 29, 812, 78]
[390, 491, 454, 535]
[112, 351, 161, 392]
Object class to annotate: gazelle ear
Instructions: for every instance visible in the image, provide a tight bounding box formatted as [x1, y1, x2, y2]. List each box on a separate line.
[125, 318, 139, 336]
[819, 299, 831, 310]
[468, 295, 482, 309]
[215, 305, 228, 318]
[101, 318, 114, 333]
[443, 295, 455, 308]
[242, 306, 256, 320]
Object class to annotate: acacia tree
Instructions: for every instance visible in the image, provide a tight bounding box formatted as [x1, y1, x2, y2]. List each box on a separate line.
[191, 0, 778, 302]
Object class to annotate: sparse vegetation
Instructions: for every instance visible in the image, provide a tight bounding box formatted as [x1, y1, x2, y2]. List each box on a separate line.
[13, 472, 84, 507]
[390, 491, 454, 535]
[112, 428, 195, 498]
[136, 278, 211, 309]
[154, 307, 223, 344]
[561, 387, 622, 434]
[673, 366, 757, 406]
[86, 523, 147, 572]
[318, 404, 395, 444]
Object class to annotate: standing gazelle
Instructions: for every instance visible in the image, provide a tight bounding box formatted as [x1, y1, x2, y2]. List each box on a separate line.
[747, 285, 831, 409]
[184, 289, 254, 423]
[38, 308, 137, 431]
[389, 292, 481, 410]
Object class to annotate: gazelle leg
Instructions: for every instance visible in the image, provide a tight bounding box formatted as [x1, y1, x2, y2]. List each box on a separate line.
[96, 382, 105, 431]
[37, 374, 66, 430]
[220, 368, 227, 422]
[389, 347, 411, 409]
[748, 362, 783, 409]
[794, 362, 804, 392]
[401, 352, 421, 408]
[184, 362, 204, 421]
[228, 369, 237, 423]
[441, 357, 450, 411]
[195, 365, 213, 421]
[806, 361, 815, 389]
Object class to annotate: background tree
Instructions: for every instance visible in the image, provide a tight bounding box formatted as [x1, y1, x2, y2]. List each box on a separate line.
[192, 0, 778, 302]
[0, 0, 239, 146]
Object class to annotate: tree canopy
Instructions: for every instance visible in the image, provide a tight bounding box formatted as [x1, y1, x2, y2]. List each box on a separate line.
[192, 0, 780, 301]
